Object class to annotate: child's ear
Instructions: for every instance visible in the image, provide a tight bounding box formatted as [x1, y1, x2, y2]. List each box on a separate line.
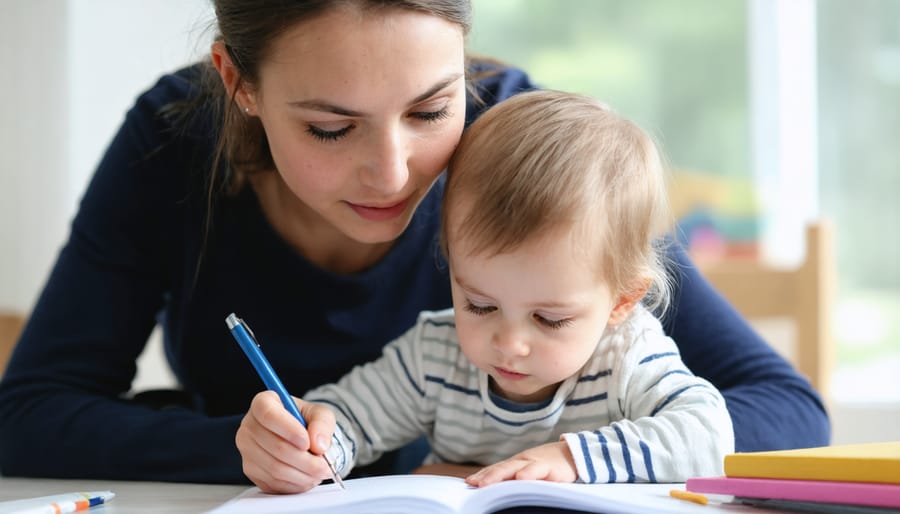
[608, 280, 651, 326]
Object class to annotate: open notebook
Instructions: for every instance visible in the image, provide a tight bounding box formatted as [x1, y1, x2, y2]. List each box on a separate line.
[206, 475, 714, 514]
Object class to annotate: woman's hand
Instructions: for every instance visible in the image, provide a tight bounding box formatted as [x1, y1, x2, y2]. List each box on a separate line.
[465, 441, 578, 487]
[235, 391, 338, 493]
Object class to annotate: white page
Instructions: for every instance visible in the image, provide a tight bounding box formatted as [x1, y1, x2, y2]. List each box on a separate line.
[464, 480, 708, 513]
[206, 475, 730, 514]
[208, 475, 467, 514]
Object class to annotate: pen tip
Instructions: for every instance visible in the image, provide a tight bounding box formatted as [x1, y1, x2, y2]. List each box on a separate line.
[324, 455, 346, 490]
[332, 468, 346, 490]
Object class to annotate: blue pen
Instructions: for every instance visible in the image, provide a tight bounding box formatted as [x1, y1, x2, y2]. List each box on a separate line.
[226, 313, 345, 490]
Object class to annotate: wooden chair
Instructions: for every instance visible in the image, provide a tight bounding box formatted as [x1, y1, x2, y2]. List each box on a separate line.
[0, 312, 25, 377]
[698, 222, 835, 396]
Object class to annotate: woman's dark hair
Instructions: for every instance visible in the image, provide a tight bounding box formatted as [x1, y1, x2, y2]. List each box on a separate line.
[205, 0, 473, 195]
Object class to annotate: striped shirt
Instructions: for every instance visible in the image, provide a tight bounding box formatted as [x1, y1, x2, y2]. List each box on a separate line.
[305, 305, 734, 483]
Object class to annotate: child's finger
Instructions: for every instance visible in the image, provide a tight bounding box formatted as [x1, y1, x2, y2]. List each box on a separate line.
[513, 461, 552, 481]
[300, 401, 337, 455]
[251, 391, 311, 449]
[466, 459, 525, 487]
[245, 448, 330, 493]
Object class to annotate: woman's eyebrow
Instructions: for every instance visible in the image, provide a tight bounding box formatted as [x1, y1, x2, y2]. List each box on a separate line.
[409, 72, 465, 105]
[287, 100, 363, 117]
[287, 72, 464, 116]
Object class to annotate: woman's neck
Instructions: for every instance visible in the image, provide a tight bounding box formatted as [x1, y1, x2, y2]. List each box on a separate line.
[249, 172, 393, 274]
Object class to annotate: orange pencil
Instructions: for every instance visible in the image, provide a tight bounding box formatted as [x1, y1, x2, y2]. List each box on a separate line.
[670, 488, 709, 505]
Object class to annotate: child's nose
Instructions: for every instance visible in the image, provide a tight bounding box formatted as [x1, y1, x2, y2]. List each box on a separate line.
[492, 324, 531, 357]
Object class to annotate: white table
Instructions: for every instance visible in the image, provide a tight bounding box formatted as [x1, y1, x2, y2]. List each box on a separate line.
[0, 477, 246, 513]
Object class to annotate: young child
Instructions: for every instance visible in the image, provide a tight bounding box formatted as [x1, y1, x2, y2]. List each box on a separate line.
[237, 90, 734, 491]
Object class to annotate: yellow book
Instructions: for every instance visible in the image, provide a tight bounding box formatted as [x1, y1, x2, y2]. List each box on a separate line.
[725, 441, 900, 484]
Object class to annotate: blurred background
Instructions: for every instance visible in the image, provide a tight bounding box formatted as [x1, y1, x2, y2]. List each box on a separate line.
[1, 0, 898, 443]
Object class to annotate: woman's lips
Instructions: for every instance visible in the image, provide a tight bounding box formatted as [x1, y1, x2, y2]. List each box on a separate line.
[348, 198, 409, 222]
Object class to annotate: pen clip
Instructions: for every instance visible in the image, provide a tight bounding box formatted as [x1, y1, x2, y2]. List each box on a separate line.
[239, 317, 260, 347]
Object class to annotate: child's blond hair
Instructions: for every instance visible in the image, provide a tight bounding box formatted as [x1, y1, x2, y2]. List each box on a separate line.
[441, 90, 672, 314]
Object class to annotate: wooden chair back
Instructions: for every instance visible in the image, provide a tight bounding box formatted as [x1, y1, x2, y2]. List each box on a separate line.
[698, 222, 835, 395]
[0, 312, 25, 377]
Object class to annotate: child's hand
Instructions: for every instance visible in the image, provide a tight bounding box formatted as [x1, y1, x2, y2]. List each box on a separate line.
[235, 391, 338, 494]
[465, 441, 577, 487]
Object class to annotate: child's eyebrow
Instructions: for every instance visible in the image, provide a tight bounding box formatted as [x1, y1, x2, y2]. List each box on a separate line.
[453, 275, 489, 297]
[455, 276, 584, 311]
[529, 300, 579, 310]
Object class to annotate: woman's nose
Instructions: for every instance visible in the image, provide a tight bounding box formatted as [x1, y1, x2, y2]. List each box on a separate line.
[360, 123, 409, 194]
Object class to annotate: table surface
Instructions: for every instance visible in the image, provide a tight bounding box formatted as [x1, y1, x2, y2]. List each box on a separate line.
[0, 477, 247, 513]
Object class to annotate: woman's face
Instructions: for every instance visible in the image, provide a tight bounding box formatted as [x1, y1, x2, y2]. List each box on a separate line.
[247, 7, 467, 245]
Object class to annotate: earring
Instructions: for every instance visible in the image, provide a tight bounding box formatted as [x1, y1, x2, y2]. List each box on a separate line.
[243, 106, 250, 115]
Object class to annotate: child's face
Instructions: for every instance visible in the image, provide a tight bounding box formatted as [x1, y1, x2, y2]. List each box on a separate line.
[448, 227, 619, 404]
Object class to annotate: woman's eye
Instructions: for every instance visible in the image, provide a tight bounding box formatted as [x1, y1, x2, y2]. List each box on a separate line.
[307, 124, 353, 142]
[464, 301, 495, 316]
[411, 107, 451, 123]
[535, 315, 572, 330]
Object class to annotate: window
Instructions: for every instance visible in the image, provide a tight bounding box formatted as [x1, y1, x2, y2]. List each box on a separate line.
[469, 0, 900, 407]
[818, 0, 900, 403]
[470, 0, 749, 179]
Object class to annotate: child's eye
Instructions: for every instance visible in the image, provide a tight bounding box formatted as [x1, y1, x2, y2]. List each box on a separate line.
[464, 301, 496, 316]
[411, 107, 451, 123]
[534, 314, 572, 330]
[307, 124, 354, 142]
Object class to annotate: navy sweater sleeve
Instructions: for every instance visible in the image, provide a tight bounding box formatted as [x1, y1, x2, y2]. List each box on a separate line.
[662, 244, 830, 450]
[0, 71, 246, 482]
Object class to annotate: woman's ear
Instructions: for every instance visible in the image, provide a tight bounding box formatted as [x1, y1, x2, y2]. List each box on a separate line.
[608, 280, 651, 326]
[210, 41, 257, 115]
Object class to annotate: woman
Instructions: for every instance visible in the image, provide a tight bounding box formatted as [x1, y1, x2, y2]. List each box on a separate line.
[0, 0, 828, 483]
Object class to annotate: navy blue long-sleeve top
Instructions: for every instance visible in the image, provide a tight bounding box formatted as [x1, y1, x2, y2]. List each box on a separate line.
[0, 62, 829, 483]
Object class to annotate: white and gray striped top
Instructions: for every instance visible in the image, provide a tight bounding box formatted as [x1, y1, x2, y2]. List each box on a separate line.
[305, 305, 734, 483]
